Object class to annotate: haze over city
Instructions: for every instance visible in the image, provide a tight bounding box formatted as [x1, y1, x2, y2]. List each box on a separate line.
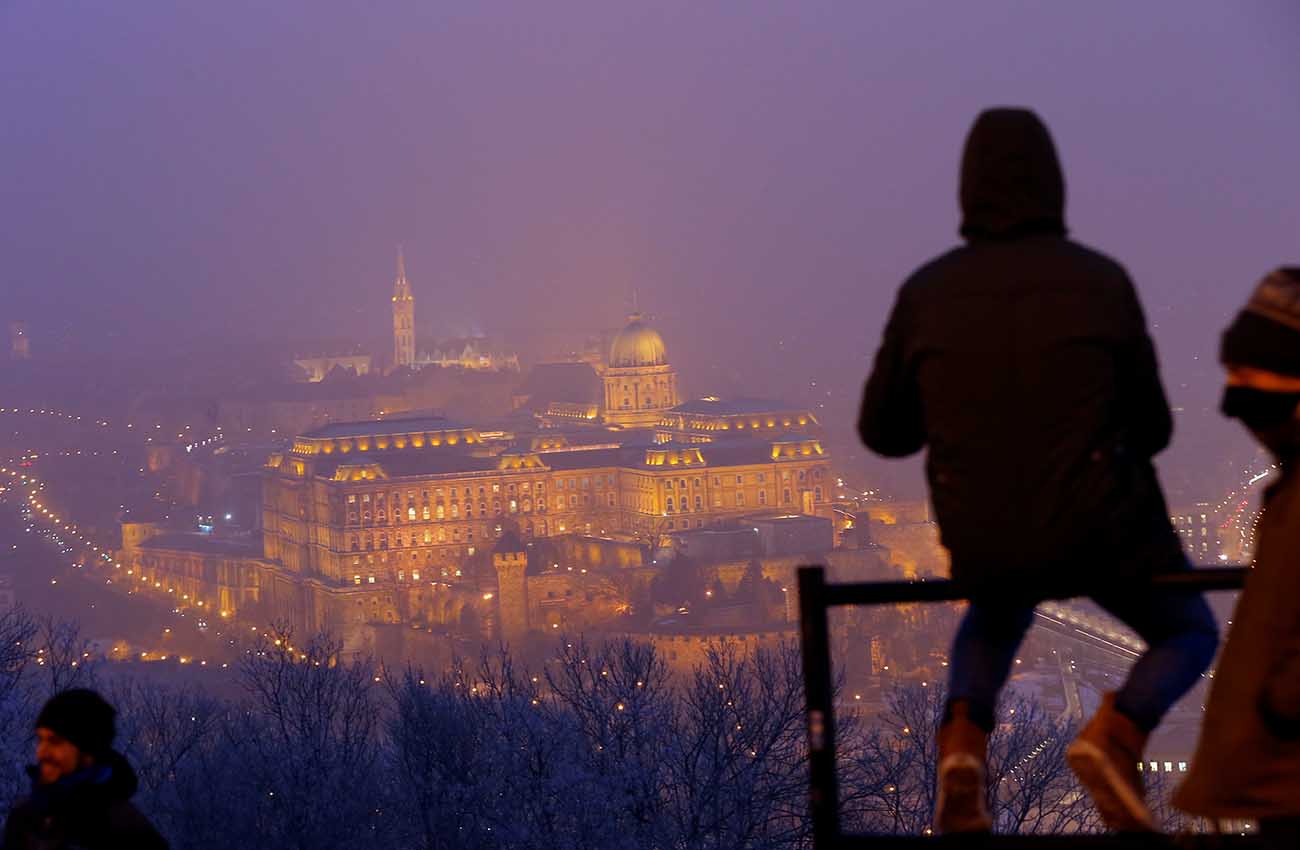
[0, 3, 1297, 847]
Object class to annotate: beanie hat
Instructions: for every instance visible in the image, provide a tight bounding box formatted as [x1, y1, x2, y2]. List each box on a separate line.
[1221, 267, 1300, 377]
[35, 689, 116, 757]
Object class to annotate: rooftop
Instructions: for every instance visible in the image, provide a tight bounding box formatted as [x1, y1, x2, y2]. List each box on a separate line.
[300, 415, 468, 439]
[670, 397, 811, 416]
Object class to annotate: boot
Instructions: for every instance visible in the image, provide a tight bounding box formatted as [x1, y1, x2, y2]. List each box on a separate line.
[1066, 692, 1154, 831]
[935, 700, 992, 833]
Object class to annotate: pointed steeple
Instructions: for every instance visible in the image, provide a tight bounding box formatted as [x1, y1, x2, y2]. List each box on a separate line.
[392, 246, 415, 368]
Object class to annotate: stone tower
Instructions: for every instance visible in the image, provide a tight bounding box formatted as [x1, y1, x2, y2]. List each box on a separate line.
[493, 533, 529, 644]
[392, 248, 415, 369]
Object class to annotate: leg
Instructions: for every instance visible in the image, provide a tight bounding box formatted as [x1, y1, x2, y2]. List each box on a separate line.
[1091, 584, 1219, 732]
[946, 601, 1036, 730]
[936, 601, 1034, 834]
[1067, 577, 1218, 831]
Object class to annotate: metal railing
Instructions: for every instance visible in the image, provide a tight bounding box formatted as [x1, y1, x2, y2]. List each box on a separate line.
[797, 566, 1253, 849]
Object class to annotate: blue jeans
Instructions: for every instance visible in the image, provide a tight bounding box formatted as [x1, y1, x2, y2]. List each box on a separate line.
[947, 582, 1219, 732]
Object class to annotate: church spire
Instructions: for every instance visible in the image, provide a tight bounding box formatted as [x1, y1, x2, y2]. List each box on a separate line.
[392, 246, 415, 368]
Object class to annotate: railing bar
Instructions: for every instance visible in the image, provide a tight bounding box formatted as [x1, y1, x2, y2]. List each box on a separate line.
[799, 566, 842, 846]
[818, 568, 1247, 608]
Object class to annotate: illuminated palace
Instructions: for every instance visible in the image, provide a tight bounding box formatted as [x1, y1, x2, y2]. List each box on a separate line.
[120, 314, 850, 645]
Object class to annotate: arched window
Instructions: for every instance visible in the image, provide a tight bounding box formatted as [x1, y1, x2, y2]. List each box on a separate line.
[665, 497, 674, 513]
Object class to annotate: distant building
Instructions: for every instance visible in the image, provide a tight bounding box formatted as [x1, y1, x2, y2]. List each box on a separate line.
[120, 302, 861, 651]
[1170, 502, 1223, 564]
[292, 352, 373, 383]
[518, 312, 684, 429]
[415, 337, 519, 373]
[9, 322, 30, 361]
[600, 313, 682, 428]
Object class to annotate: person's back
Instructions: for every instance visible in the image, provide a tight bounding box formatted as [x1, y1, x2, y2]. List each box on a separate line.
[861, 109, 1176, 586]
[859, 108, 1217, 835]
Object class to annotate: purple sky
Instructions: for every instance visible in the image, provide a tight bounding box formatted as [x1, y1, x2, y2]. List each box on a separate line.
[2, 1, 1297, 496]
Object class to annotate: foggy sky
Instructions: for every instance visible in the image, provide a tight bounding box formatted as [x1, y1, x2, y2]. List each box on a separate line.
[2, 1, 1297, 496]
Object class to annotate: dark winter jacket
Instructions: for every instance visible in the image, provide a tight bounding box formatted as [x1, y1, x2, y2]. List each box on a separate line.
[4, 751, 168, 850]
[859, 109, 1183, 593]
[1176, 458, 1300, 818]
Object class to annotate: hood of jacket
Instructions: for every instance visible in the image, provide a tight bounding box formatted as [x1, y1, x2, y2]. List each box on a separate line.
[959, 108, 1068, 241]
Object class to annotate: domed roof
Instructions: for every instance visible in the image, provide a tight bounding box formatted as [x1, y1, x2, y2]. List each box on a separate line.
[608, 313, 667, 368]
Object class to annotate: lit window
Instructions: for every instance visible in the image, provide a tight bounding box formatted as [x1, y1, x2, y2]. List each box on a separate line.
[412, 571, 420, 581]
[353, 575, 361, 585]
[368, 575, 375, 584]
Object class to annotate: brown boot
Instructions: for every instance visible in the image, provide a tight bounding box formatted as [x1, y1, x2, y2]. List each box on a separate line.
[935, 700, 992, 833]
[1066, 692, 1154, 831]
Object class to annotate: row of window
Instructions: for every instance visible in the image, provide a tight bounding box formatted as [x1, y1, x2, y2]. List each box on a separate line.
[348, 518, 562, 552]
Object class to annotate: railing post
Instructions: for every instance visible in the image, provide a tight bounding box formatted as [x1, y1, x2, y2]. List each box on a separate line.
[799, 565, 839, 849]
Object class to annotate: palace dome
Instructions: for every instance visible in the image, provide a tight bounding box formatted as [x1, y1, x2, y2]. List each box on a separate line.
[608, 313, 667, 368]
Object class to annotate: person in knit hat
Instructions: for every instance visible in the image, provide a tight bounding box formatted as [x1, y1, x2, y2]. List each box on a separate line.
[4, 689, 168, 850]
[1175, 268, 1300, 848]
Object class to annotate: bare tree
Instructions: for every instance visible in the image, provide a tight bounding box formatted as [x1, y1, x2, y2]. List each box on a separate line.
[843, 682, 1104, 836]
[661, 641, 811, 850]
[231, 625, 386, 850]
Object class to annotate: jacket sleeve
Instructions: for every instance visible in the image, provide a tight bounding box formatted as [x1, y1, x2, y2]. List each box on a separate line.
[1260, 641, 1300, 739]
[1114, 274, 1173, 458]
[859, 289, 925, 458]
